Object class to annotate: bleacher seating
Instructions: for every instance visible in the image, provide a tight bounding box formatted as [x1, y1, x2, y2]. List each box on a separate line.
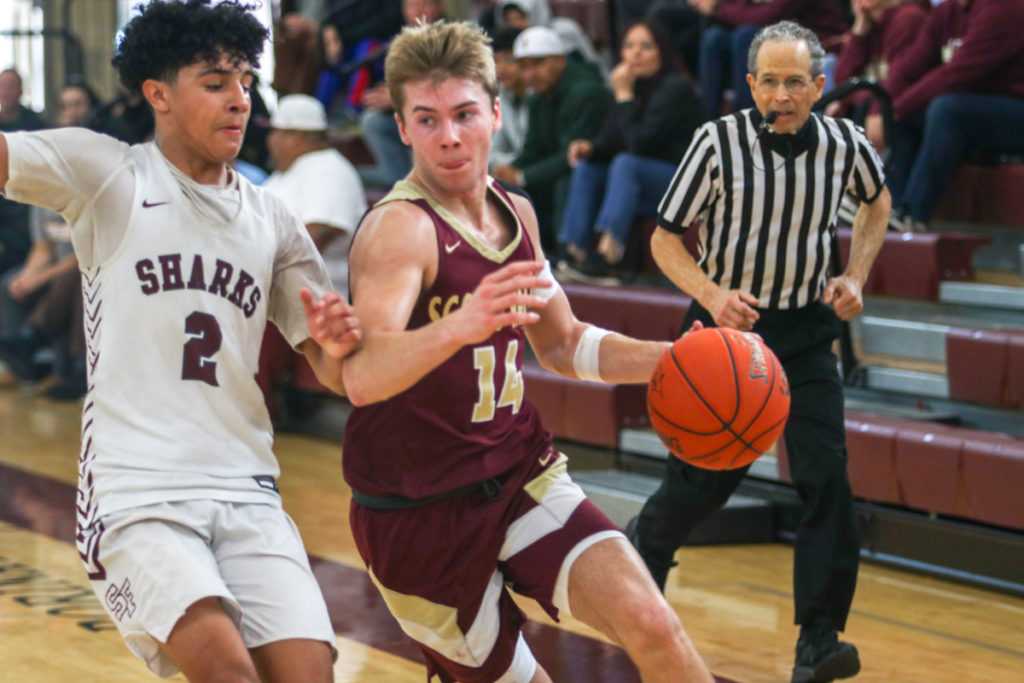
[836, 227, 990, 299]
[521, 284, 691, 448]
[946, 327, 1024, 410]
[776, 412, 1024, 533]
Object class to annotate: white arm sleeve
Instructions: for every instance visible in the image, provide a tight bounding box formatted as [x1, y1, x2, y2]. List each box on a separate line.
[4, 129, 134, 268]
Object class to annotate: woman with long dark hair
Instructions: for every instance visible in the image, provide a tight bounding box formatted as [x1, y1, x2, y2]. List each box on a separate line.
[558, 19, 706, 282]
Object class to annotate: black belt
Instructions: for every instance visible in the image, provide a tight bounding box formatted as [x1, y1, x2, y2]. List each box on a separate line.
[351, 477, 504, 510]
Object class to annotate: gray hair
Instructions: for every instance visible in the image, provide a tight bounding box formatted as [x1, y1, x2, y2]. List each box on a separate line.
[747, 21, 825, 77]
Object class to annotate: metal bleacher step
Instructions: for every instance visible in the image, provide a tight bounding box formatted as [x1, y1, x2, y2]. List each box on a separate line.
[939, 282, 1024, 311]
[855, 294, 1024, 362]
[571, 468, 776, 545]
[856, 315, 950, 361]
[861, 366, 949, 398]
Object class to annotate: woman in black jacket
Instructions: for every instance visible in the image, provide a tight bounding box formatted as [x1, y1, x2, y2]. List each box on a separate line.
[558, 19, 706, 281]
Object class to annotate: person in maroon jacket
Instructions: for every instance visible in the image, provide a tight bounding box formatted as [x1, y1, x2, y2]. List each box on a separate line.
[689, 0, 849, 117]
[883, 0, 1024, 231]
[827, 0, 931, 141]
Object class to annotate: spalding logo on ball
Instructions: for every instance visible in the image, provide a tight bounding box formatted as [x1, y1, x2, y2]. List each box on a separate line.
[647, 327, 790, 470]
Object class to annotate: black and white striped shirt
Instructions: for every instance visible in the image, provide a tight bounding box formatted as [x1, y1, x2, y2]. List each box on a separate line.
[658, 109, 885, 310]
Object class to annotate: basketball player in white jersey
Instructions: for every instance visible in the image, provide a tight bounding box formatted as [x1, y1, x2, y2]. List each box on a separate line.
[0, 2, 358, 681]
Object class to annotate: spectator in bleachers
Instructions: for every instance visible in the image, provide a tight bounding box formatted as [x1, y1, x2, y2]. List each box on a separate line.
[473, 0, 501, 34]
[0, 68, 47, 279]
[495, 0, 609, 78]
[642, 1, 704, 76]
[557, 20, 706, 283]
[492, 26, 612, 249]
[264, 95, 367, 297]
[0, 76, 112, 398]
[56, 78, 100, 128]
[883, 0, 1024, 233]
[257, 94, 367, 422]
[828, 0, 930, 139]
[358, 0, 447, 188]
[690, 0, 849, 118]
[489, 27, 529, 170]
[314, 1, 403, 123]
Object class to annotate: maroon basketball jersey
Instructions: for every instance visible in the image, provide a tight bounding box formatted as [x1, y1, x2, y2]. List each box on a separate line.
[343, 180, 553, 499]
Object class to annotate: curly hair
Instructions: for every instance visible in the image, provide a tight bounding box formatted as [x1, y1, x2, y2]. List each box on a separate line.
[112, 0, 268, 95]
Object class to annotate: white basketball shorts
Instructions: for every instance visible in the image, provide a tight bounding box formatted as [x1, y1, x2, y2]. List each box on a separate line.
[79, 499, 336, 677]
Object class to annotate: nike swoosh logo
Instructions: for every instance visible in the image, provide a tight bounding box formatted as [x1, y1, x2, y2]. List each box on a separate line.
[444, 240, 461, 254]
[142, 199, 169, 208]
[539, 450, 555, 467]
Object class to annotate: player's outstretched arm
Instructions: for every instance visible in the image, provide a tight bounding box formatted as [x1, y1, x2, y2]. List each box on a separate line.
[340, 202, 550, 406]
[505, 194, 669, 385]
[299, 288, 361, 395]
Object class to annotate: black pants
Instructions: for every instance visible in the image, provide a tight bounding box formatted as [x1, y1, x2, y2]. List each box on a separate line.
[636, 300, 860, 630]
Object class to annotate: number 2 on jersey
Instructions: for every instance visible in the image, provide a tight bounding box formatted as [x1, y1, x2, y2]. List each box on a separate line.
[472, 340, 524, 422]
[182, 311, 222, 386]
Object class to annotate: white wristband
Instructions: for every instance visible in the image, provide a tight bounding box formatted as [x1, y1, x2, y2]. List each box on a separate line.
[573, 325, 610, 382]
[533, 259, 561, 302]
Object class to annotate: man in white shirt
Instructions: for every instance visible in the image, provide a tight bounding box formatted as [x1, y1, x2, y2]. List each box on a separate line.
[263, 94, 367, 298]
[0, 1, 358, 680]
[259, 94, 367, 418]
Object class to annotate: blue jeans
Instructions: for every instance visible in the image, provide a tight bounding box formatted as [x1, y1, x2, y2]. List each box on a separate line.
[891, 93, 1024, 223]
[359, 108, 412, 187]
[559, 153, 679, 254]
[698, 23, 758, 117]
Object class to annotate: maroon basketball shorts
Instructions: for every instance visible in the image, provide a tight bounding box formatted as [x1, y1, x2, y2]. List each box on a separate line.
[350, 452, 624, 682]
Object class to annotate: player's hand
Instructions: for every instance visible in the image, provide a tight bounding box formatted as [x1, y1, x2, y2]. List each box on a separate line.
[706, 286, 759, 330]
[450, 261, 551, 345]
[682, 320, 704, 337]
[300, 288, 362, 359]
[823, 275, 863, 321]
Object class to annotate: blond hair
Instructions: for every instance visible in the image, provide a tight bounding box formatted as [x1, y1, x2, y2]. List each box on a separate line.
[385, 20, 498, 118]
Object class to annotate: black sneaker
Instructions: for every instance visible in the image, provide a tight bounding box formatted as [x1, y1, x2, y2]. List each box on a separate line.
[572, 252, 621, 286]
[791, 626, 861, 683]
[625, 515, 677, 593]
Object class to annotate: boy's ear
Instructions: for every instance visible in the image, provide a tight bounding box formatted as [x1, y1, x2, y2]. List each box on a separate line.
[141, 79, 171, 113]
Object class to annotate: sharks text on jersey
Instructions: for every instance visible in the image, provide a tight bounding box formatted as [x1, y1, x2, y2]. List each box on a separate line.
[134, 253, 263, 317]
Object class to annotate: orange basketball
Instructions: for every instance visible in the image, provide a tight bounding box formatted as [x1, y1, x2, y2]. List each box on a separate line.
[647, 327, 790, 470]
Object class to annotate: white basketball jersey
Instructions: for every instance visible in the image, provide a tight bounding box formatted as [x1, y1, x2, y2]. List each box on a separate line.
[60, 143, 330, 522]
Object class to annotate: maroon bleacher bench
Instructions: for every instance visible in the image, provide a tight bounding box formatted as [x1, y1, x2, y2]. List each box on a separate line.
[836, 227, 990, 299]
[933, 163, 1024, 229]
[562, 283, 691, 342]
[946, 327, 1024, 410]
[522, 284, 691, 448]
[777, 412, 1024, 532]
[523, 361, 647, 448]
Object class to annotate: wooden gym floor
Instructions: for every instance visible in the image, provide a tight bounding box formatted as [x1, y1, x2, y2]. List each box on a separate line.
[1, 385, 1023, 682]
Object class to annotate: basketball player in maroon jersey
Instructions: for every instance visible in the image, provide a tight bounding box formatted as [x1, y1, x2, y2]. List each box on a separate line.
[303, 20, 713, 683]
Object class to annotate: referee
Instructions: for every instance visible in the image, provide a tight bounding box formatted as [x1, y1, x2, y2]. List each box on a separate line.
[628, 21, 890, 683]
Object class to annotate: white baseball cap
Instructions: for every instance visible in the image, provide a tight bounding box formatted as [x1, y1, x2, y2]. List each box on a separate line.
[270, 94, 328, 131]
[513, 26, 567, 59]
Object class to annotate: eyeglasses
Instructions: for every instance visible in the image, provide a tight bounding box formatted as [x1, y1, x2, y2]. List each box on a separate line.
[755, 76, 813, 95]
